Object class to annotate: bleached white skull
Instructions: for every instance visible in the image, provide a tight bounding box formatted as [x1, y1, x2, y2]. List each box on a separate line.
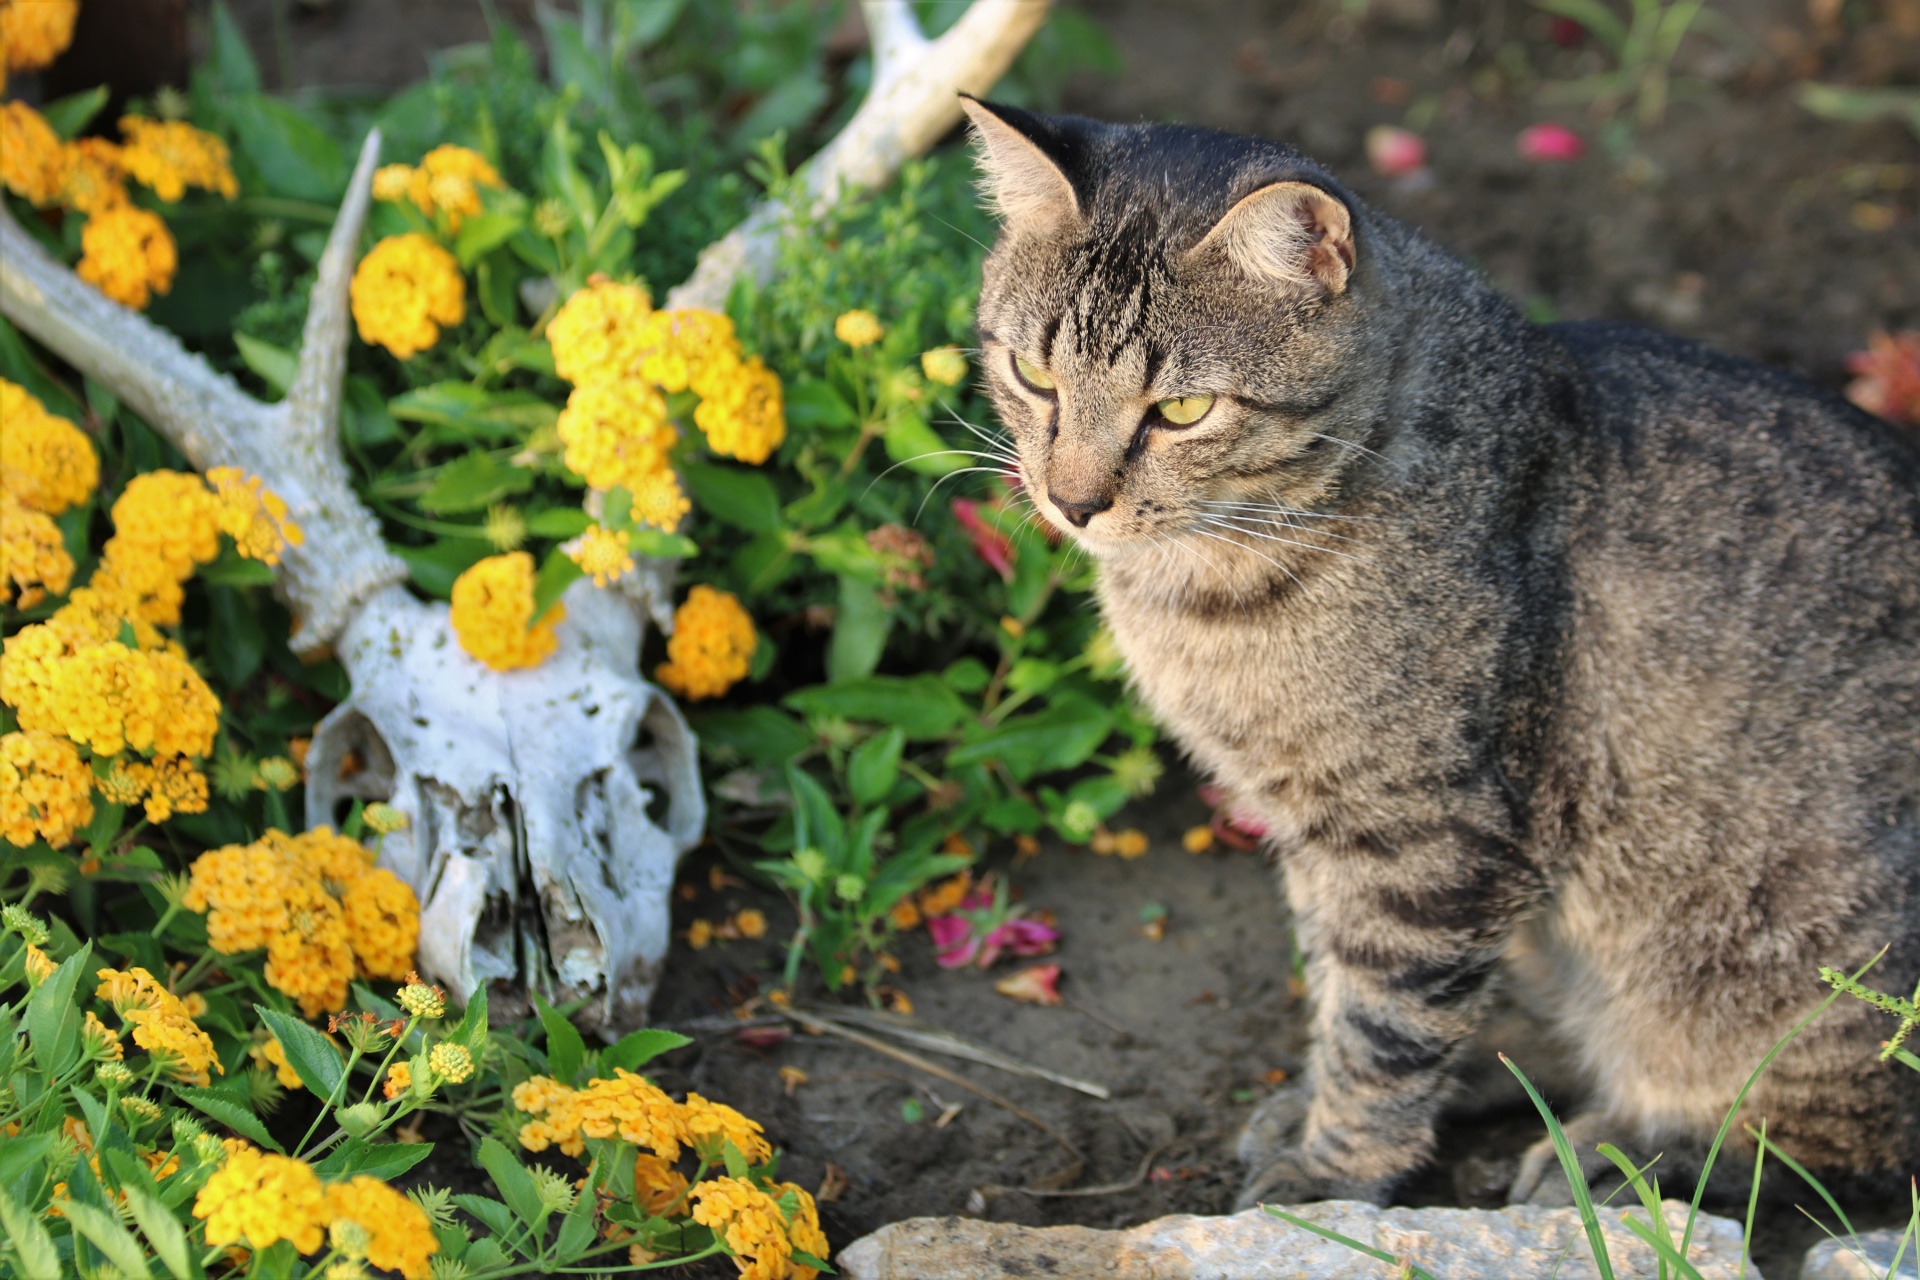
[306, 580, 704, 1035]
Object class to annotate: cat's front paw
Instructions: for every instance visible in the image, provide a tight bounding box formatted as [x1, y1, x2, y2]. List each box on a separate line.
[1233, 1084, 1392, 1209]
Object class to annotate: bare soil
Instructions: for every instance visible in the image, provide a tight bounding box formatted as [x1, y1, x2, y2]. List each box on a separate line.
[208, 0, 1920, 1272]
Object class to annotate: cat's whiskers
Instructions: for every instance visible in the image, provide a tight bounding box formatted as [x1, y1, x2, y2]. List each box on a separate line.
[1202, 502, 1367, 546]
[1199, 514, 1366, 564]
[1181, 523, 1307, 591]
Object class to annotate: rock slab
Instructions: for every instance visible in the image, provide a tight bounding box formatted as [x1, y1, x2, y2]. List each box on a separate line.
[838, 1200, 1758, 1280]
[1802, 1231, 1920, 1280]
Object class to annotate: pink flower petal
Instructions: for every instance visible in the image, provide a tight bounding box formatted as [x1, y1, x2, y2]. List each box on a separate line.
[1365, 125, 1427, 178]
[994, 963, 1063, 1006]
[1517, 123, 1585, 163]
[927, 914, 980, 968]
[951, 498, 1016, 581]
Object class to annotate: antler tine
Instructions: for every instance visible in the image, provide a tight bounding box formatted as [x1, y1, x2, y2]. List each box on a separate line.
[863, 0, 930, 89]
[0, 132, 409, 651]
[283, 129, 382, 445]
[666, 0, 1049, 311]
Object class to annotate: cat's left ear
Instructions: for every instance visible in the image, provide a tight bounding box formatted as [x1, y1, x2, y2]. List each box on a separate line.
[1186, 181, 1355, 296]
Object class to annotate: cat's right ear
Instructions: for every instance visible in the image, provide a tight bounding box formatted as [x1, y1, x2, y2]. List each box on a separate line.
[959, 96, 1083, 237]
[1186, 181, 1355, 296]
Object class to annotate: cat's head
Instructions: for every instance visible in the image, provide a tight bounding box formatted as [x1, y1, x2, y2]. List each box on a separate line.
[964, 99, 1387, 559]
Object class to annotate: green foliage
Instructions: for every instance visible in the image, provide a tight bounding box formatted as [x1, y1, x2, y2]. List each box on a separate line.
[1529, 0, 1726, 127]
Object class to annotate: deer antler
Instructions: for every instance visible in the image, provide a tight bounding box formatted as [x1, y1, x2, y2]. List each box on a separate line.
[0, 131, 407, 650]
[666, 0, 1050, 311]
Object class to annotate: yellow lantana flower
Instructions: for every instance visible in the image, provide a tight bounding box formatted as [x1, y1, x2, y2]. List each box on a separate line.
[350, 233, 465, 360]
[340, 868, 420, 981]
[834, 309, 883, 349]
[921, 346, 968, 386]
[207, 466, 304, 565]
[0, 0, 78, 81]
[512, 1068, 688, 1161]
[0, 100, 65, 205]
[192, 1143, 329, 1256]
[656, 585, 755, 701]
[1, 491, 74, 607]
[568, 523, 634, 587]
[117, 117, 238, 202]
[371, 144, 503, 231]
[680, 1091, 773, 1164]
[689, 1177, 813, 1280]
[94, 966, 223, 1086]
[77, 205, 177, 310]
[56, 137, 129, 215]
[554, 376, 676, 495]
[693, 353, 785, 465]
[0, 729, 92, 847]
[629, 468, 691, 531]
[323, 1176, 439, 1278]
[449, 551, 565, 671]
[546, 277, 654, 386]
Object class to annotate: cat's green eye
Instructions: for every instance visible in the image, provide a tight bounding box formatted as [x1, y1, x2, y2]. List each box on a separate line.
[1156, 394, 1215, 426]
[1013, 354, 1055, 393]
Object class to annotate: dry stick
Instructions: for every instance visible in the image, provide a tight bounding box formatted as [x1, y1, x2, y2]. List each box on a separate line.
[986, 1139, 1174, 1199]
[809, 1006, 1113, 1100]
[779, 1009, 1087, 1189]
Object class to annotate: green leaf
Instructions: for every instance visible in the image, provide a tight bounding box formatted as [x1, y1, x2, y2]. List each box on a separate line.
[454, 209, 526, 269]
[395, 539, 490, 599]
[63, 1200, 154, 1277]
[827, 576, 890, 683]
[256, 1006, 346, 1100]
[688, 706, 813, 768]
[207, 1, 261, 93]
[40, 85, 109, 139]
[787, 765, 847, 863]
[529, 547, 584, 625]
[847, 726, 905, 808]
[224, 94, 346, 201]
[785, 675, 969, 740]
[446, 985, 489, 1053]
[554, 1186, 599, 1260]
[783, 378, 859, 430]
[27, 939, 91, 1077]
[418, 452, 536, 515]
[535, 994, 586, 1083]
[0, 1184, 63, 1280]
[947, 697, 1115, 781]
[942, 658, 991, 693]
[1261, 1206, 1442, 1279]
[315, 1140, 434, 1181]
[478, 1136, 546, 1230]
[1501, 1055, 1615, 1280]
[120, 1181, 193, 1280]
[525, 508, 594, 538]
[451, 1194, 516, 1240]
[628, 528, 697, 559]
[233, 332, 296, 396]
[681, 460, 784, 533]
[0, 1134, 54, 1188]
[882, 411, 967, 476]
[207, 585, 266, 687]
[175, 1087, 284, 1152]
[600, 1028, 692, 1075]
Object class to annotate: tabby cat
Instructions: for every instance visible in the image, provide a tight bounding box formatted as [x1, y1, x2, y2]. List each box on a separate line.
[960, 96, 1920, 1207]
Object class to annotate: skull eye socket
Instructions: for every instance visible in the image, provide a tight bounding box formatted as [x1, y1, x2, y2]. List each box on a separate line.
[1155, 394, 1215, 427]
[1012, 353, 1055, 394]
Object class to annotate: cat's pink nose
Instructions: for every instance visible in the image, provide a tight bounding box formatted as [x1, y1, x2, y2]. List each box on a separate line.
[1051, 490, 1113, 528]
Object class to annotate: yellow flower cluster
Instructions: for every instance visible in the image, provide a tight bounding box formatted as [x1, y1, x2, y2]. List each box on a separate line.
[372, 144, 503, 231]
[78, 204, 176, 310]
[545, 278, 785, 541]
[0, 0, 77, 90]
[834, 309, 884, 349]
[183, 826, 420, 1016]
[634, 1152, 690, 1216]
[207, 466, 303, 565]
[0, 729, 92, 847]
[350, 232, 465, 360]
[94, 966, 223, 1087]
[513, 1068, 687, 1159]
[448, 551, 565, 671]
[656, 585, 756, 702]
[689, 1177, 830, 1280]
[117, 116, 239, 202]
[193, 1144, 439, 1277]
[0, 101, 233, 309]
[252, 1033, 303, 1089]
[568, 523, 634, 587]
[0, 378, 96, 606]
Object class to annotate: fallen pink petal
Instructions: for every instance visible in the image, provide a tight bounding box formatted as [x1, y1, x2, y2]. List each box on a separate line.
[1364, 125, 1427, 178]
[977, 916, 1060, 968]
[928, 913, 981, 968]
[994, 963, 1063, 1006]
[1517, 123, 1586, 162]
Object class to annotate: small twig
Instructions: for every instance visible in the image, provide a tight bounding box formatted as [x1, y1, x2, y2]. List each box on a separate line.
[778, 1008, 1086, 1186]
[985, 1139, 1173, 1198]
[810, 1005, 1112, 1099]
[1063, 995, 1141, 1041]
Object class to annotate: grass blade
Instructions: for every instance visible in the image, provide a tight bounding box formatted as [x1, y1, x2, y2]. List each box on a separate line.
[1261, 1206, 1442, 1280]
[1597, 1143, 1688, 1280]
[1680, 948, 1888, 1259]
[1738, 1119, 1765, 1280]
[1502, 1053, 1615, 1280]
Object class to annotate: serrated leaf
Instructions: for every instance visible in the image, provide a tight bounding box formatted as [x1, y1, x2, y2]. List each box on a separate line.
[478, 1137, 545, 1230]
[121, 1181, 193, 1280]
[27, 939, 91, 1077]
[255, 1007, 345, 1100]
[61, 1200, 153, 1278]
[418, 452, 535, 515]
[599, 1028, 692, 1075]
[534, 994, 585, 1084]
[0, 1184, 62, 1280]
[175, 1088, 284, 1153]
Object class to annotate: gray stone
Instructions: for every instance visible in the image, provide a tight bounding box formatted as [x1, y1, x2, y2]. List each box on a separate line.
[1802, 1230, 1920, 1280]
[838, 1200, 1758, 1280]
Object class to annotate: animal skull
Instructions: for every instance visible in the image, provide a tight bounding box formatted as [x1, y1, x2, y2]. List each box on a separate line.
[306, 582, 703, 1033]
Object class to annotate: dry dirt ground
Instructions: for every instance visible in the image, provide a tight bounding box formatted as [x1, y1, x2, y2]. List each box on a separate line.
[213, 0, 1920, 1272]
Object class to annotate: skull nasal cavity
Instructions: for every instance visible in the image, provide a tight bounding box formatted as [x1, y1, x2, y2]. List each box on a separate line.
[1052, 490, 1114, 528]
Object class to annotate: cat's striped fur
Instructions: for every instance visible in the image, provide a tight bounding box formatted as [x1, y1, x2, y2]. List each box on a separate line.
[962, 97, 1920, 1206]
